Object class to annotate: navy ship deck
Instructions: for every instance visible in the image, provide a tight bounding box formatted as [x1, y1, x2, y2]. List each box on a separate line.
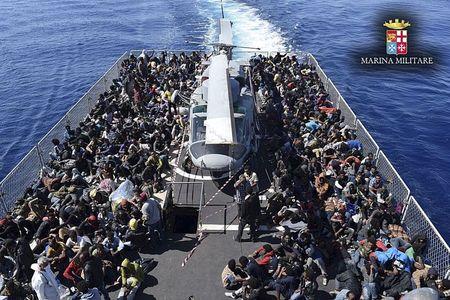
[0, 50, 448, 300]
[111, 117, 338, 300]
[119, 171, 336, 299]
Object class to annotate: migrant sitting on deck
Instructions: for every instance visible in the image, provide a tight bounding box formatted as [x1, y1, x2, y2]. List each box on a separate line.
[0, 50, 448, 299]
[0, 51, 202, 299]
[221, 53, 450, 299]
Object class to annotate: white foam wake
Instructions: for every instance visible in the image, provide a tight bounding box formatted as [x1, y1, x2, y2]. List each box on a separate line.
[198, 0, 289, 54]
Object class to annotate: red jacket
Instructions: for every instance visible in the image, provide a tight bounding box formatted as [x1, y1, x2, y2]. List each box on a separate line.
[63, 260, 82, 284]
[253, 246, 274, 266]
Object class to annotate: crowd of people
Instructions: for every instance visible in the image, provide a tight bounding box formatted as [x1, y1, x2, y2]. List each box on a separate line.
[0, 48, 448, 300]
[0, 51, 203, 299]
[221, 53, 450, 300]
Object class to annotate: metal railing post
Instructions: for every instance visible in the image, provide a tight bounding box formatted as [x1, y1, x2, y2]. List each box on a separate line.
[103, 77, 108, 92]
[401, 196, 412, 223]
[0, 190, 8, 216]
[87, 96, 93, 110]
[64, 114, 70, 128]
[197, 182, 204, 234]
[36, 144, 45, 168]
[223, 205, 227, 234]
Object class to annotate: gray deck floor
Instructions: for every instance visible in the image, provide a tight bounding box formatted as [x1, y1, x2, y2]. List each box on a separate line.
[109, 142, 336, 299]
[113, 226, 335, 300]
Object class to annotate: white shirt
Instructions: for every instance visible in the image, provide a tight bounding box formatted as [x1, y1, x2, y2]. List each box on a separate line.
[65, 235, 81, 248]
[141, 198, 161, 225]
[31, 265, 60, 300]
[66, 235, 92, 248]
[245, 172, 259, 192]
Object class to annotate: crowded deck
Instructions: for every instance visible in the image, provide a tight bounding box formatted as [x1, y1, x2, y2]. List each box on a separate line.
[0, 49, 448, 300]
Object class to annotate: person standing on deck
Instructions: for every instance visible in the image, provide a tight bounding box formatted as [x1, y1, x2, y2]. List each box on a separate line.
[141, 196, 164, 242]
[234, 174, 250, 217]
[244, 166, 259, 193]
[235, 186, 261, 243]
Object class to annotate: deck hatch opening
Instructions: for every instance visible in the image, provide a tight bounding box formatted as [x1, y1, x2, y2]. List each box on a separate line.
[171, 206, 199, 234]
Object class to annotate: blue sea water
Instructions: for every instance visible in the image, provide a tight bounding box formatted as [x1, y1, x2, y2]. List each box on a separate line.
[1, 0, 449, 241]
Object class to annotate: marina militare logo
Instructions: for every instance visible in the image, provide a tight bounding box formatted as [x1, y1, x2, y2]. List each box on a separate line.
[384, 19, 410, 55]
[360, 17, 434, 65]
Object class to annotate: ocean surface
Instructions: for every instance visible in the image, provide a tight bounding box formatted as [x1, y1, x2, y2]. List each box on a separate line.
[1, 0, 449, 241]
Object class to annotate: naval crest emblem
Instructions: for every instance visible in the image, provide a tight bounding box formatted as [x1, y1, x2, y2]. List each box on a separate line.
[384, 19, 410, 55]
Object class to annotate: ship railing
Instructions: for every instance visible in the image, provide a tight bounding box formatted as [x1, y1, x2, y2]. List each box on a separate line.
[129, 49, 204, 57]
[402, 196, 450, 276]
[37, 51, 128, 163]
[0, 51, 129, 215]
[356, 119, 379, 158]
[0, 50, 448, 276]
[129, 49, 310, 62]
[376, 150, 410, 206]
[0, 146, 42, 214]
[308, 54, 330, 95]
[308, 52, 449, 276]
[337, 96, 357, 128]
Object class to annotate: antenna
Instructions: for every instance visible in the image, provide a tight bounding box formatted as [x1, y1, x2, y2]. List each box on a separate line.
[220, 0, 225, 19]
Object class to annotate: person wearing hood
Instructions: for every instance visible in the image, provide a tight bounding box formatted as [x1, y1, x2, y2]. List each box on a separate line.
[124, 218, 148, 250]
[342, 182, 358, 204]
[31, 256, 61, 300]
[314, 172, 330, 201]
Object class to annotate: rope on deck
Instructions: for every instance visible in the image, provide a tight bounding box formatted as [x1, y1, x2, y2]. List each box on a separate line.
[201, 156, 251, 208]
[180, 156, 251, 267]
[181, 230, 208, 267]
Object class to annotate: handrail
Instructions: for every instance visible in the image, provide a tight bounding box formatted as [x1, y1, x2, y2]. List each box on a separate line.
[406, 197, 450, 252]
[402, 196, 450, 275]
[356, 119, 380, 158]
[377, 150, 411, 200]
[129, 49, 204, 56]
[35, 51, 129, 150]
[0, 52, 128, 209]
[307, 52, 449, 275]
